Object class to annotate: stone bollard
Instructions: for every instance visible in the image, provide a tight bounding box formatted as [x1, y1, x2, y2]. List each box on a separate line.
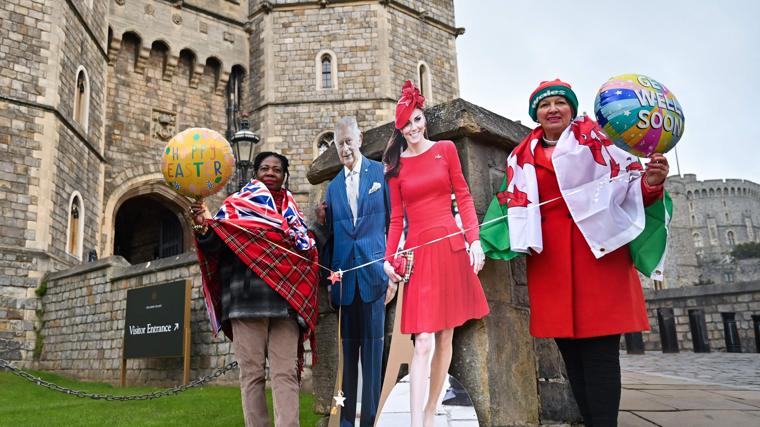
[721, 312, 742, 353]
[657, 307, 679, 353]
[688, 309, 711, 353]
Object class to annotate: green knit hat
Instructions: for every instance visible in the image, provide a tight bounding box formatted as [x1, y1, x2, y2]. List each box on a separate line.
[528, 79, 578, 122]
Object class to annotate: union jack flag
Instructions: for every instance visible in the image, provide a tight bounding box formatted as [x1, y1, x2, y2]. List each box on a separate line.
[214, 179, 315, 250]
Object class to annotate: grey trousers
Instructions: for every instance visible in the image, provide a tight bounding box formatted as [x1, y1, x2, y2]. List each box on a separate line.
[231, 317, 300, 427]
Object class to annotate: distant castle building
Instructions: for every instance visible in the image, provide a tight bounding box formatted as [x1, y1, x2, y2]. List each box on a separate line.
[0, 0, 462, 361]
[662, 174, 760, 288]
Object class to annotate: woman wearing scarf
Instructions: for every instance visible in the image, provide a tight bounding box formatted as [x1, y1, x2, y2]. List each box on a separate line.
[481, 80, 671, 426]
[382, 80, 490, 427]
[190, 152, 320, 427]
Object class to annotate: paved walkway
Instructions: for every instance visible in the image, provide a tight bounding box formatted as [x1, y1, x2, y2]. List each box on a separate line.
[620, 351, 760, 426]
[367, 352, 760, 426]
[375, 375, 477, 427]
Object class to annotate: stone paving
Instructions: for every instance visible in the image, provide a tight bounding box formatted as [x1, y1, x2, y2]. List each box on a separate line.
[621, 351, 760, 391]
[620, 351, 760, 426]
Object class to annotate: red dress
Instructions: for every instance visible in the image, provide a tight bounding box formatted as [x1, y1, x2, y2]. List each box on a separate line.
[385, 140, 490, 334]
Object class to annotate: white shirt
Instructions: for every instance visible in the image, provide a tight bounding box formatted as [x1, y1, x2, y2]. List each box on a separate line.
[343, 155, 362, 225]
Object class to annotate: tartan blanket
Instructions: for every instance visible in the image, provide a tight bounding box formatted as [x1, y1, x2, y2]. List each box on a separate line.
[195, 181, 319, 375]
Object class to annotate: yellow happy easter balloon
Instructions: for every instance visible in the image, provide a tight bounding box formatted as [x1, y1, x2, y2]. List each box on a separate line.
[161, 128, 235, 198]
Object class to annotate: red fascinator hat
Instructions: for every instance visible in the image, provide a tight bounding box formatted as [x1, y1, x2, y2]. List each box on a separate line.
[394, 80, 425, 129]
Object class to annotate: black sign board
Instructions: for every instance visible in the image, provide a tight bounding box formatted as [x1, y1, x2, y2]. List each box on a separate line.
[123, 281, 187, 359]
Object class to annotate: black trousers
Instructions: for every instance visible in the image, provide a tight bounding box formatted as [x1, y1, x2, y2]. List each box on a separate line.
[555, 334, 622, 427]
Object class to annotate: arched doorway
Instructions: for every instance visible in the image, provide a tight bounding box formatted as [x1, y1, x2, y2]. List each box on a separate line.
[113, 195, 185, 264]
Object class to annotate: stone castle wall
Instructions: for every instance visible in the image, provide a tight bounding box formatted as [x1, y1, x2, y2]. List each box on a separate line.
[0, 0, 108, 361]
[664, 174, 760, 288]
[35, 255, 251, 386]
[640, 281, 760, 353]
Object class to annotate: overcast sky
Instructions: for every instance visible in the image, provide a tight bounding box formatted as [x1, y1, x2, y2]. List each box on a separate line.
[453, 0, 760, 183]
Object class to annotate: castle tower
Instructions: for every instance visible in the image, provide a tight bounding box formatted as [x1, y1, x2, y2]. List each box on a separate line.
[0, 0, 110, 362]
[101, 0, 249, 262]
[246, 0, 463, 204]
[663, 174, 760, 287]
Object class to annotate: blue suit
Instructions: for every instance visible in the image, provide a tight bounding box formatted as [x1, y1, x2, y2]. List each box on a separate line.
[324, 156, 389, 427]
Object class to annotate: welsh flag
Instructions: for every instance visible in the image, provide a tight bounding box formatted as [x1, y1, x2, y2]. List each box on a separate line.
[480, 117, 672, 279]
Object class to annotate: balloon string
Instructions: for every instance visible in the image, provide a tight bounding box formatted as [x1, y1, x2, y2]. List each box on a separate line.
[220, 172, 636, 276]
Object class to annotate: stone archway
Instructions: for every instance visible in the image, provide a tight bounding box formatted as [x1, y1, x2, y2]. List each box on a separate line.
[113, 195, 184, 264]
[102, 174, 192, 259]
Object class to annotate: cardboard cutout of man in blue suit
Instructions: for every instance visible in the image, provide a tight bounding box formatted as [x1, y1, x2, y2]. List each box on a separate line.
[319, 117, 395, 427]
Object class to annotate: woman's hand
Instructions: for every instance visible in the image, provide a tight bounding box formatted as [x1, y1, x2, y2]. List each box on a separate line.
[384, 280, 398, 305]
[189, 199, 210, 226]
[468, 240, 485, 274]
[644, 153, 669, 186]
[383, 260, 403, 283]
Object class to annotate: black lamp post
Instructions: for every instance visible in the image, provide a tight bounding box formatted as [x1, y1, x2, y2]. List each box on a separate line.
[229, 115, 260, 193]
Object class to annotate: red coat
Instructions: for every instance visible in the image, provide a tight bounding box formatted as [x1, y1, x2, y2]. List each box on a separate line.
[526, 143, 661, 338]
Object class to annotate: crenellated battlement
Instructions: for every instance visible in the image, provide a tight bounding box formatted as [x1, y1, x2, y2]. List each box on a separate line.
[108, 0, 249, 93]
[108, 30, 244, 95]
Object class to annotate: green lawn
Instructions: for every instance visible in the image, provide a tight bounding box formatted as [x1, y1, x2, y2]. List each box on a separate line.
[0, 370, 322, 426]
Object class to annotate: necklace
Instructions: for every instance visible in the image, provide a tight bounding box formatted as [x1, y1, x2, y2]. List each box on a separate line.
[542, 136, 558, 146]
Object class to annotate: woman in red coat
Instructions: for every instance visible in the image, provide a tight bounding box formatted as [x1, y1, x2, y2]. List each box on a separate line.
[382, 81, 489, 427]
[485, 80, 670, 427]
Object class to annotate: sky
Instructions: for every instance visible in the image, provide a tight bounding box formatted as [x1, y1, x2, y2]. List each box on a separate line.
[453, 0, 760, 183]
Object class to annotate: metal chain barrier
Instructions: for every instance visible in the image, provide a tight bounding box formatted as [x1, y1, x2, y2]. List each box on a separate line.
[0, 338, 238, 401]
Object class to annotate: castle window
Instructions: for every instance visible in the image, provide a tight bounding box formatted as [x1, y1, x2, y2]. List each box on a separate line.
[701, 189, 707, 197]
[692, 232, 703, 248]
[315, 50, 337, 90]
[322, 55, 332, 89]
[690, 214, 696, 225]
[417, 61, 432, 103]
[73, 67, 90, 132]
[723, 272, 734, 283]
[686, 191, 692, 200]
[66, 192, 84, 259]
[709, 189, 715, 197]
[727, 230, 735, 247]
[315, 131, 334, 158]
[731, 188, 736, 196]
[225, 65, 246, 140]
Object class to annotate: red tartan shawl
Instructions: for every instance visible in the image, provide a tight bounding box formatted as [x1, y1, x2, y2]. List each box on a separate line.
[195, 220, 320, 374]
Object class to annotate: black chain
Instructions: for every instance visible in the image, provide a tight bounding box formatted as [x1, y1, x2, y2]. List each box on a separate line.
[0, 338, 238, 401]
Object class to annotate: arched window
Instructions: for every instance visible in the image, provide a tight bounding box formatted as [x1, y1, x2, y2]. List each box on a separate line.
[709, 188, 715, 197]
[315, 50, 337, 90]
[727, 230, 735, 247]
[73, 67, 90, 131]
[66, 192, 84, 259]
[686, 191, 692, 199]
[701, 189, 707, 197]
[321, 55, 332, 89]
[417, 61, 432, 103]
[225, 65, 246, 140]
[693, 232, 703, 248]
[315, 131, 334, 158]
[690, 214, 696, 225]
[731, 188, 736, 196]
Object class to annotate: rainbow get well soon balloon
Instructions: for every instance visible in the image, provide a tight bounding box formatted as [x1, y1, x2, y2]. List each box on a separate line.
[594, 74, 685, 157]
[161, 128, 235, 198]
